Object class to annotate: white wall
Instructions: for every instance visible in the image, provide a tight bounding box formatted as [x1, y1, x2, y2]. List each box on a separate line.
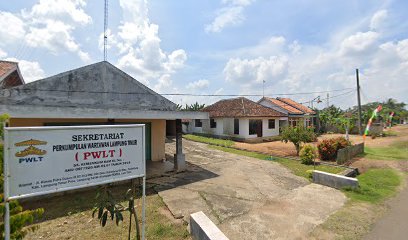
[190, 117, 280, 139]
[262, 118, 279, 137]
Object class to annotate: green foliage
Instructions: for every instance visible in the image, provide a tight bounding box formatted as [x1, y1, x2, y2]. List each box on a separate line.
[280, 126, 316, 155]
[0, 114, 44, 240]
[348, 98, 407, 124]
[183, 134, 235, 147]
[318, 137, 351, 161]
[343, 169, 402, 203]
[299, 145, 317, 165]
[176, 102, 205, 111]
[93, 187, 141, 240]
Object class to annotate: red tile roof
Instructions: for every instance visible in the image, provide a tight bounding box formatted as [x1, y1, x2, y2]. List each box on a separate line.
[277, 97, 316, 114]
[202, 97, 286, 118]
[262, 97, 304, 114]
[0, 61, 24, 89]
[0, 61, 17, 78]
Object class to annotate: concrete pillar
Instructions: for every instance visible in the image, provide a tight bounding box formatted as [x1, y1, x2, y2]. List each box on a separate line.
[174, 119, 186, 172]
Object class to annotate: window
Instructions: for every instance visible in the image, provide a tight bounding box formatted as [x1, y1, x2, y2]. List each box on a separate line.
[195, 119, 202, 127]
[210, 118, 217, 128]
[268, 119, 275, 129]
[234, 119, 239, 134]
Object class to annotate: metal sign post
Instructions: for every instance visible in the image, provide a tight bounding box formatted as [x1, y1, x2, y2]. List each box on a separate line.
[3, 124, 146, 240]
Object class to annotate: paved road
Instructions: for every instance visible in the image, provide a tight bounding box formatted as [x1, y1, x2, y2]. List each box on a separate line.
[364, 179, 408, 240]
[151, 140, 346, 240]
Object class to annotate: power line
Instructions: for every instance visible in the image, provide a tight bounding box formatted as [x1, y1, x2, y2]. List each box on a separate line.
[13, 87, 354, 98]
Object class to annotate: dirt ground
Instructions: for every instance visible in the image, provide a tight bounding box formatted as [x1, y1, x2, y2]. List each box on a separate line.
[234, 125, 408, 159]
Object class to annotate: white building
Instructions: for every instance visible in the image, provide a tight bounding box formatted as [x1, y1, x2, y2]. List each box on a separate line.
[190, 97, 287, 141]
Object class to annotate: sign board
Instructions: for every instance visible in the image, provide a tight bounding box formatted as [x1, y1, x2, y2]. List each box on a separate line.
[3, 124, 145, 200]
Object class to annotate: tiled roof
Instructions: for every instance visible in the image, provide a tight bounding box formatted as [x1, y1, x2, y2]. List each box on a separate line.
[202, 97, 286, 118]
[262, 97, 304, 114]
[0, 61, 17, 78]
[277, 97, 316, 114]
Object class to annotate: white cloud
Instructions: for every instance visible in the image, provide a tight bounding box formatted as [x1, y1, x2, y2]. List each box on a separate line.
[223, 56, 289, 84]
[0, 48, 7, 58]
[370, 10, 388, 30]
[187, 79, 210, 90]
[6, 57, 45, 83]
[25, 20, 79, 53]
[339, 31, 379, 56]
[22, 0, 91, 25]
[0, 11, 26, 45]
[0, 1, 92, 63]
[205, 0, 255, 33]
[153, 74, 172, 93]
[112, 0, 188, 89]
[222, 10, 408, 108]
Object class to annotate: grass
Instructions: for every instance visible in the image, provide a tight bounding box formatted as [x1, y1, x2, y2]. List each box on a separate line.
[183, 134, 235, 147]
[364, 140, 408, 160]
[343, 168, 402, 204]
[23, 185, 190, 240]
[208, 145, 343, 179]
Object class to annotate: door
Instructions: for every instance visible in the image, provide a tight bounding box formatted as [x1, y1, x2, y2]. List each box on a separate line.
[255, 120, 263, 137]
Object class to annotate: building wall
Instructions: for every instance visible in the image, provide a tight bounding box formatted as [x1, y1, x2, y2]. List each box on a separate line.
[190, 117, 280, 139]
[9, 118, 166, 162]
[262, 118, 279, 137]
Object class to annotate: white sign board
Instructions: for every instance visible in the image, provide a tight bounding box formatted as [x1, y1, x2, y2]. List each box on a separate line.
[3, 124, 145, 200]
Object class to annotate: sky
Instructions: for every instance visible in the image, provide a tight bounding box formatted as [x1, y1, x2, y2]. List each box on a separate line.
[0, 0, 407, 109]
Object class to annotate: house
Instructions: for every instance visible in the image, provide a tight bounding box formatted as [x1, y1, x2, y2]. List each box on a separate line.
[0, 60, 25, 89]
[258, 97, 316, 128]
[190, 97, 286, 141]
[0, 61, 208, 171]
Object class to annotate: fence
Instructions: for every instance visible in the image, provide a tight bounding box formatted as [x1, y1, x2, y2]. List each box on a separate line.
[336, 143, 364, 165]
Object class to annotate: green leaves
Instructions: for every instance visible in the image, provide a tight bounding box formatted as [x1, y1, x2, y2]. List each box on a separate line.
[92, 186, 141, 240]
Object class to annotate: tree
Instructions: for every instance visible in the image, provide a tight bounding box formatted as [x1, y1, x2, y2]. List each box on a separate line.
[331, 116, 355, 141]
[0, 114, 44, 239]
[281, 126, 316, 155]
[176, 102, 206, 111]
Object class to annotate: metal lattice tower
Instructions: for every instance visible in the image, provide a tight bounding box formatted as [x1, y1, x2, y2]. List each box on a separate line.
[103, 0, 108, 61]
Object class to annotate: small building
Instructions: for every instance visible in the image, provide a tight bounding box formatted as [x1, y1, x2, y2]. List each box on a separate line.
[190, 97, 286, 141]
[0, 61, 208, 172]
[258, 97, 316, 128]
[0, 60, 25, 89]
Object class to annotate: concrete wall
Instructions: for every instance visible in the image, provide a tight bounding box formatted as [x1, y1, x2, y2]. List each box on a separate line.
[312, 170, 359, 189]
[9, 117, 166, 162]
[336, 143, 364, 165]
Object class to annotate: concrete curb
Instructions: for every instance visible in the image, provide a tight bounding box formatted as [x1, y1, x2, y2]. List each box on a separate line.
[312, 170, 359, 189]
[190, 211, 229, 240]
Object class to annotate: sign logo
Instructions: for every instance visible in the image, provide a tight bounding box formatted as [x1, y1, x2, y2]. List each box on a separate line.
[15, 139, 47, 157]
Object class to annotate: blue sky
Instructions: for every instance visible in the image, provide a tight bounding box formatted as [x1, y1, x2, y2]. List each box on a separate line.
[1, 0, 407, 109]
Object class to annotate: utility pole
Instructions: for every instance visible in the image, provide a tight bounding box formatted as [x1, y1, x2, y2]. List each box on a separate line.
[327, 93, 329, 108]
[262, 80, 265, 98]
[356, 69, 363, 135]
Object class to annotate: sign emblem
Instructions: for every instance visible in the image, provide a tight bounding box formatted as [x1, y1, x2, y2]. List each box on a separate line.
[14, 139, 47, 157]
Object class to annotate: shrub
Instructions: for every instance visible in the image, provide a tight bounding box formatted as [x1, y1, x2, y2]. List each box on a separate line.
[318, 137, 351, 161]
[281, 126, 316, 155]
[299, 145, 317, 165]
